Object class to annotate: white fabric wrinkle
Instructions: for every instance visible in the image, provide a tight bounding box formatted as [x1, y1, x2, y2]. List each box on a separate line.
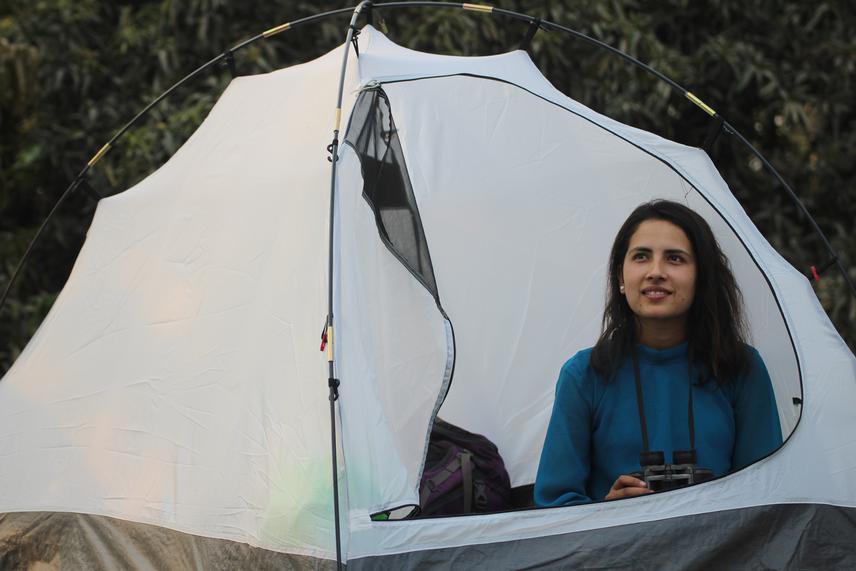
[47, 388, 109, 406]
[494, 246, 539, 401]
[66, 261, 150, 358]
[483, 91, 511, 147]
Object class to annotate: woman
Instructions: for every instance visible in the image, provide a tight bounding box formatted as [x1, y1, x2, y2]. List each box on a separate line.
[534, 200, 782, 506]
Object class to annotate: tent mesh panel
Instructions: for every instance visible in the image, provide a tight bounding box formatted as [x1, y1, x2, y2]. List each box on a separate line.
[344, 87, 439, 300]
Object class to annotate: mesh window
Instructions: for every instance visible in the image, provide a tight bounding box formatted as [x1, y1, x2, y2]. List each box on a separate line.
[344, 87, 439, 300]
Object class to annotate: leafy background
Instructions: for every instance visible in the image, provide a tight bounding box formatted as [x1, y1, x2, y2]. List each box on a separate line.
[1, 0, 854, 370]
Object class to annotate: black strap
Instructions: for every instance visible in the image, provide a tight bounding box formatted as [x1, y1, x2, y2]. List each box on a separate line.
[461, 451, 473, 513]
[631, 350, 650, 452]
[702, 116, 724, 153]
[222, 49, 237, 78]
[632, 348, 697, 455]
[350, 26, 361, 57]
[364, 2, 374, 26]
[519, 17, 542, 51]
[687, 364, 695, 451]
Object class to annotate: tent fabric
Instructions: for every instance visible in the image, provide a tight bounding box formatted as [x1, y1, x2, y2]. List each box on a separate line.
[378, 73, 802, 487]
[1, 24, 854, 567]
[335, 146, 454, 515]
[0, 512, 331, 570]
[347, 503, 856, 570]
[0, 43, 361, 559]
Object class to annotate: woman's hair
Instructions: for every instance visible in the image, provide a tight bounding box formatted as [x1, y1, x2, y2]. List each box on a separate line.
[590, 200, 748, 383]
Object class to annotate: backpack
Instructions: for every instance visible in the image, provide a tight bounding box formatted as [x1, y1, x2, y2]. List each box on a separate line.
[418, 418, 512, 516]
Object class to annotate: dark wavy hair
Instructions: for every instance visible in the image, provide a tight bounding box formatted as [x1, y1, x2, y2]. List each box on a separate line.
[590, 200, 748, 384]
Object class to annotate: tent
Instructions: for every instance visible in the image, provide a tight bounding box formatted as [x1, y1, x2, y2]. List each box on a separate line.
[1, 21, 854, 570]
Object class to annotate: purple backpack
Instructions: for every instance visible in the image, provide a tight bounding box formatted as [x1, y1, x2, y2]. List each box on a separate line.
[418, 418, 512, 516]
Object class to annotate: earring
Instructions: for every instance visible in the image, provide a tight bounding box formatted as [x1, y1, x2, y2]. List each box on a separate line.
[619, 284, 625, 294]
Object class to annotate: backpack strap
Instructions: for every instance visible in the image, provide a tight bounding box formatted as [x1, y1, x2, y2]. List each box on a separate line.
[419, 450, 475, 513]
[461, 451, 473, 513]
[420, 454, 462, 506]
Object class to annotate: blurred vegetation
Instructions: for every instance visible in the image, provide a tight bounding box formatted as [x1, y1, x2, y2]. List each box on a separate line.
[1, 0, 854, 370]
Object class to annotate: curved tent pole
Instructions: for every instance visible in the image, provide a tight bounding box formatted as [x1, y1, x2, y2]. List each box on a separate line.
[0, 0, 851, 552]
[0, 7, 356, 319]
[324, 3, 373, 569]
[532, 15, 856, 298]
[2, 2, 853, 327]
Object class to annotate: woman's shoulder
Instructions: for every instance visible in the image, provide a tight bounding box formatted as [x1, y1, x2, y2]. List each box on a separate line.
[721, 343, 771, 395]
[560, 347, 595, 376]
[738, 343, 767, 372]
[555, 347, 599, 402]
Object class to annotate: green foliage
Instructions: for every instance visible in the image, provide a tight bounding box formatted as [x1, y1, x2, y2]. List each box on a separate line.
[1, 0, 854, 370]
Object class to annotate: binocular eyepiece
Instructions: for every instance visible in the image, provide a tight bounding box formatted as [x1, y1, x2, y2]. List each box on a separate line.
[630, 450, 713, 492]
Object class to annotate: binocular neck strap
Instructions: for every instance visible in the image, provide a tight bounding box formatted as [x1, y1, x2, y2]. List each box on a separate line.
[631, 348, 696, 453]
[687, 362, 696, 451]
[631, 350, 651, 452]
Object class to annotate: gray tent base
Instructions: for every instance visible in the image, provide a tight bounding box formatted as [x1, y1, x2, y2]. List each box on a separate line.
[0, 512, 333, 570]
[350, 504, 856, 570]
[2, 504, 854, 569]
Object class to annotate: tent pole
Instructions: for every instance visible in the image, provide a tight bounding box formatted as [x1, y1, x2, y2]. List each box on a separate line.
[4, 0, 852, 341]
[325, 4, 373, 568]
[0, 8, 359, 325]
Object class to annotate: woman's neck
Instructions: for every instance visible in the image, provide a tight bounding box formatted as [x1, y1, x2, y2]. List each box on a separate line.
[636, 319, 687, 350]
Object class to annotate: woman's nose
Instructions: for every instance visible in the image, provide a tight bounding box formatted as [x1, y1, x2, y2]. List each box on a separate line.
[646, 257, 666, 279]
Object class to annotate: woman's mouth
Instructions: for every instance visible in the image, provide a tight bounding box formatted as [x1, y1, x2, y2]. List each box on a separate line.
[642, 288, 671, 300]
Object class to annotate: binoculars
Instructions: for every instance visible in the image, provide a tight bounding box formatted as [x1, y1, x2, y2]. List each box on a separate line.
[630, 450, 713, 492]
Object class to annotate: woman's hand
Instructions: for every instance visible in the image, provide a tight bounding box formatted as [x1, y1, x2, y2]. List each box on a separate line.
[604, 475, 653, 500]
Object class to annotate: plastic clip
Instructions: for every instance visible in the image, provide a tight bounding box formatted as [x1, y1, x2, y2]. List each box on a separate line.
[222, 49, 237, 78]
[702, 116, 725, 153]
[519, 17, 542, 51]
[350, 25, 361, 57]
[810, 255, 838, 282]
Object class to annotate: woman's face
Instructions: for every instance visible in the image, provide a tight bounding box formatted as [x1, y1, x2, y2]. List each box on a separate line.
[620, 219, 697, 335]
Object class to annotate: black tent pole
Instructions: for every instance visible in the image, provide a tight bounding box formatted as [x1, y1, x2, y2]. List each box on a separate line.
[3, 0, 851, 318]
[1, 6, 852, 554]
[0, 8, 355, 324]
[3, 1, 852, 333]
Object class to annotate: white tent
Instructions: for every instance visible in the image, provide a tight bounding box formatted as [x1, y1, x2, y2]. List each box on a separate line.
[1, 25, 854, 569]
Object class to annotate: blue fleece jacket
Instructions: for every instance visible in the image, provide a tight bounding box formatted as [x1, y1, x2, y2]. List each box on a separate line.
[534, 342, 782, 506]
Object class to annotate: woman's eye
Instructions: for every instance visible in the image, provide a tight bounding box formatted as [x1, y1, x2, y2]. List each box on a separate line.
[668, 254, 684, 263]
[632, 253, 647, 261]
